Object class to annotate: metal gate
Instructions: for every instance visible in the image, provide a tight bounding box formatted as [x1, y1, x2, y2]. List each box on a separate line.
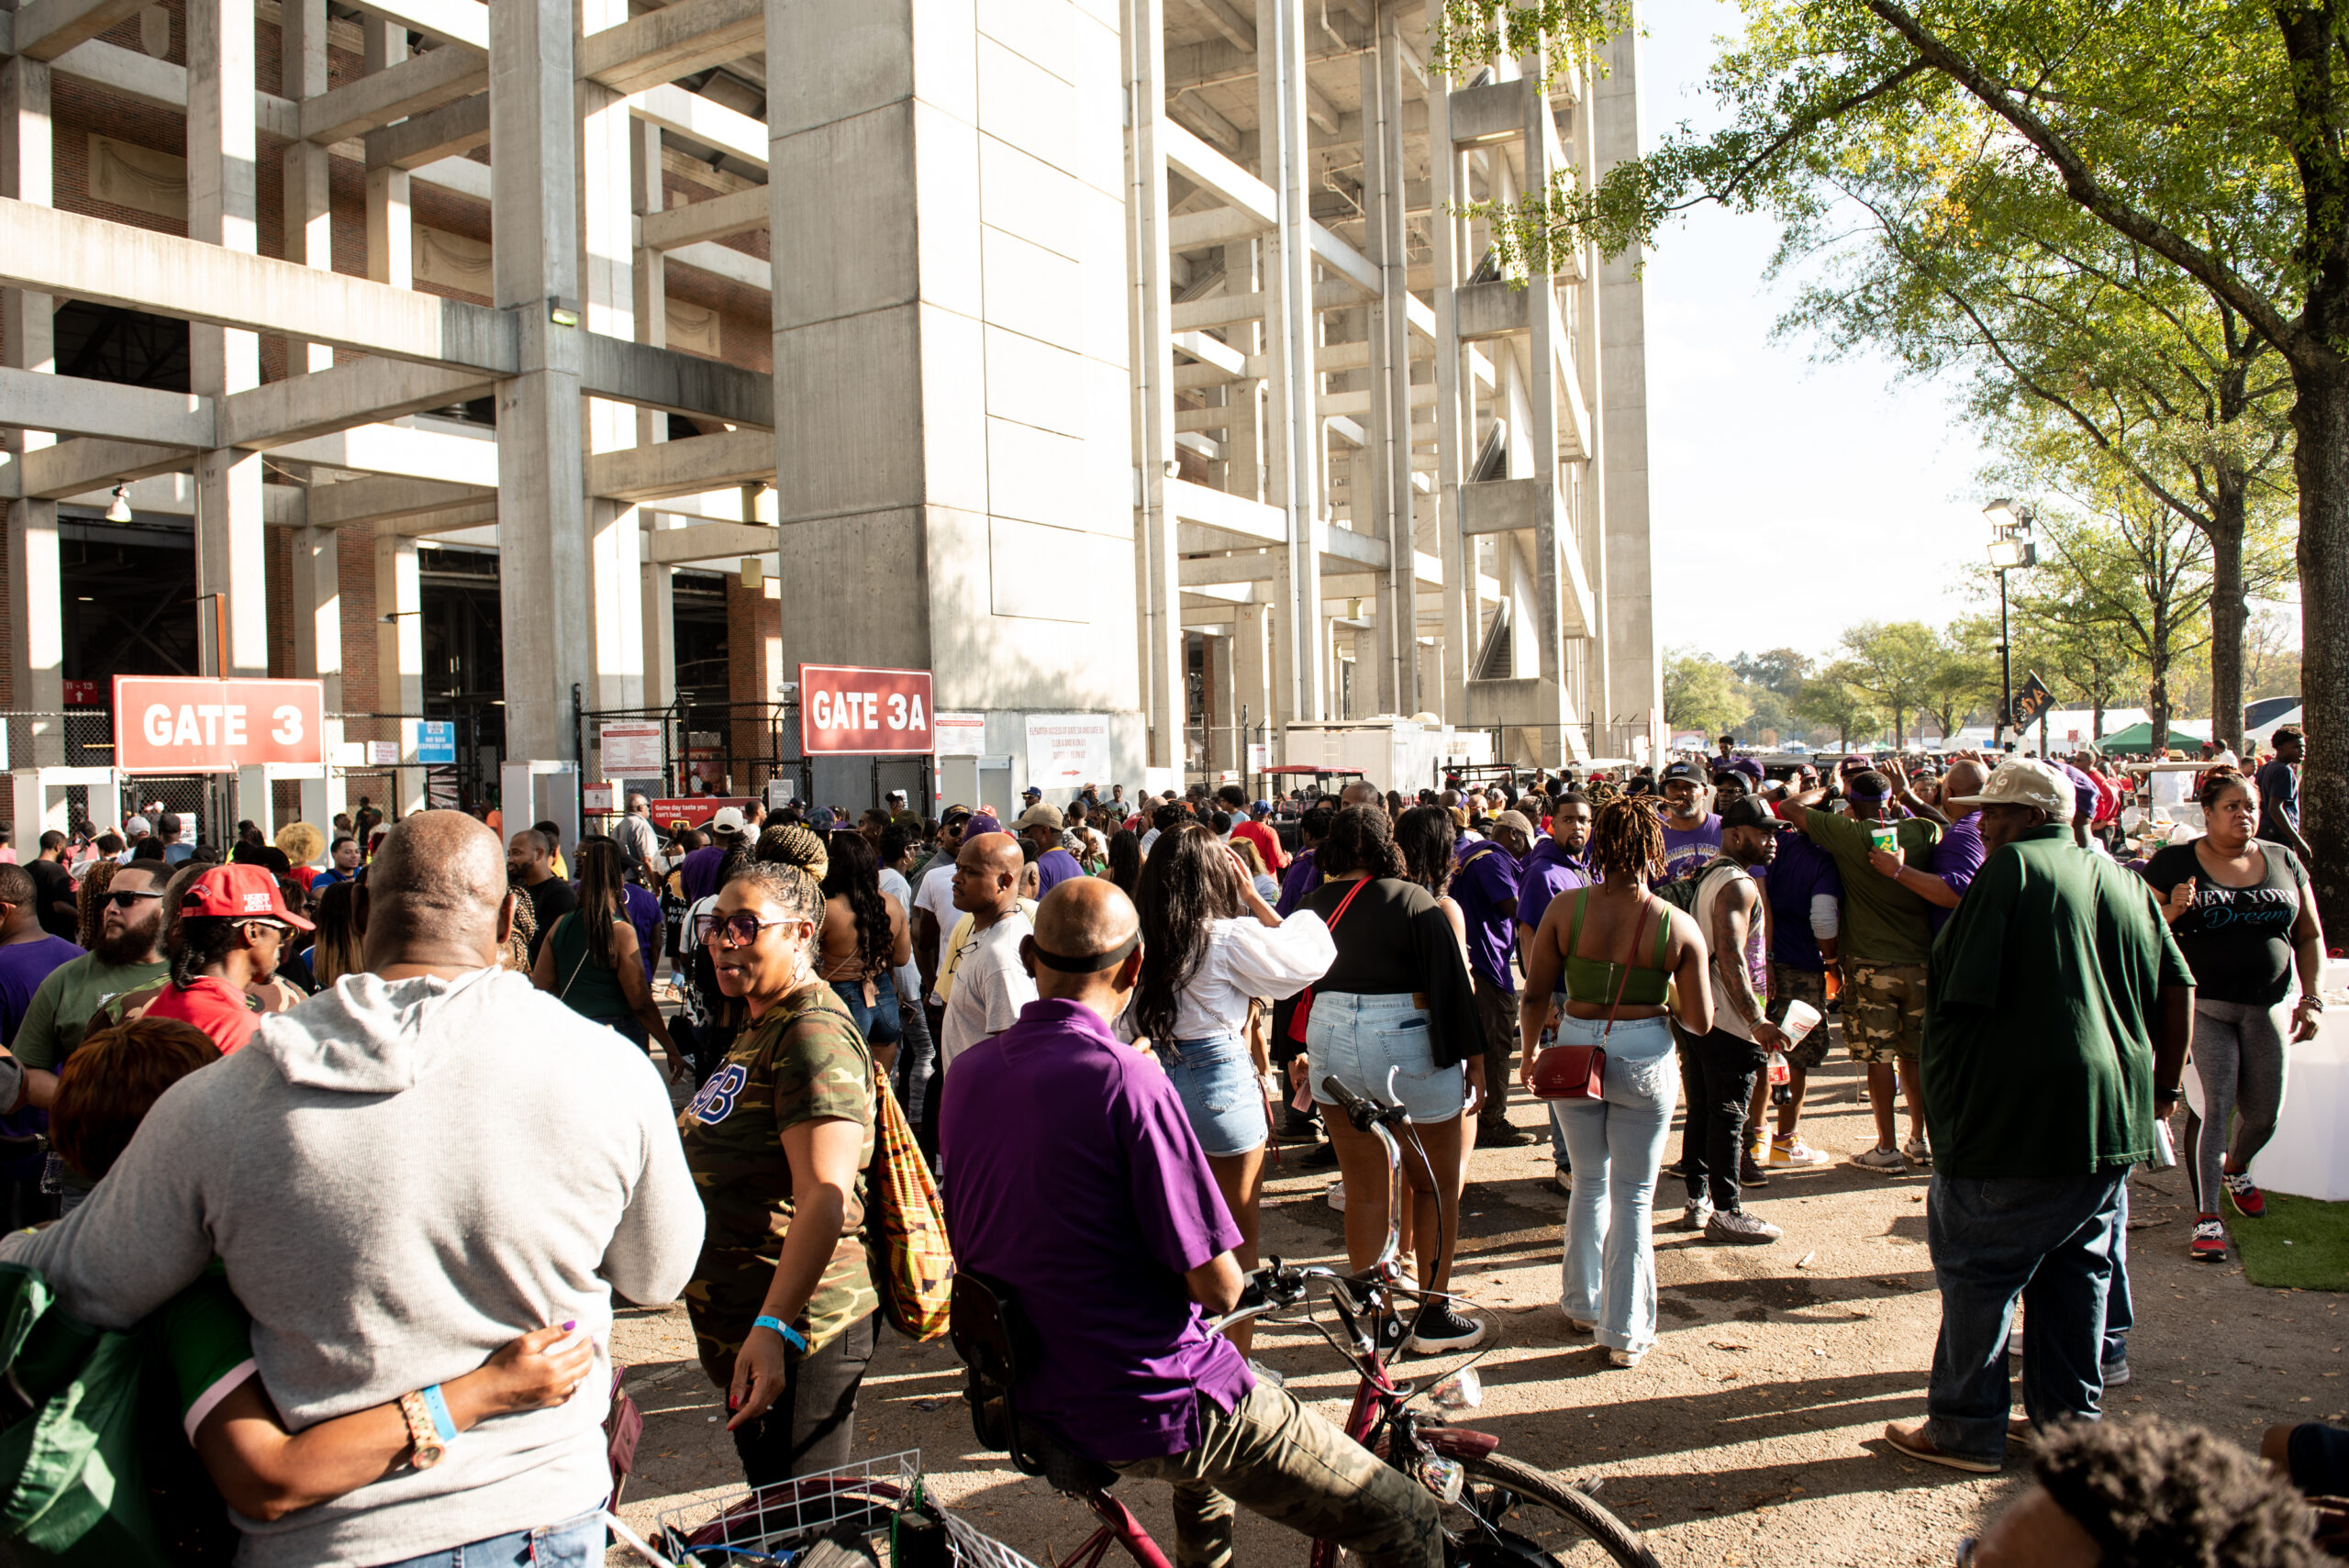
[870, 757, 932, 817]
[330, 712, 492, 817]
[573, 689, 814, 823]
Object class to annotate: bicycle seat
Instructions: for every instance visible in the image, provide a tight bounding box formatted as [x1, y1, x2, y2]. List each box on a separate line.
[1016, 1417, 1120, 1496]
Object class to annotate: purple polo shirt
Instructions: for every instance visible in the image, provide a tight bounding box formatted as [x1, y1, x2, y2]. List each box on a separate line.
[941, 998, 1252, 1462]
[1034, 848, 1085, 898]
[1516, 836, 1593, 943]
[1450, 840, 1522, 993]
[1929, 810, 1987, 934]
[680, 841, 730, 903]
[1275, 848, 1319, 917]
[1763, 828, 1841, 971]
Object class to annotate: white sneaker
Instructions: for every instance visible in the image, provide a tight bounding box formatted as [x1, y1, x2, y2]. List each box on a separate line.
[1854, 1145, 1907, 1173]
[1681, 1197, 1713, 1229]
[1903, 1136, 1933, 1167]
[1325, 1179, 1345, 1213]
[1609, 1347, 1645, 1368]
[1565, 1314, 1598, 1333]
[1770, 1135, 1831, 1167]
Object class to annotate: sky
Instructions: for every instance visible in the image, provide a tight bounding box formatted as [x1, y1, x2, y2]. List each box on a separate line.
[1632, 2, 1996, 667]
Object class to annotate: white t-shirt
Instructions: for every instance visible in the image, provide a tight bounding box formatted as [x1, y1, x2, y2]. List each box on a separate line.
[877, 868, 922, 1001]
[941, 910, 1038, 1068]
[913, 863, 961, 986]
[1118, 911, 1333, 1044]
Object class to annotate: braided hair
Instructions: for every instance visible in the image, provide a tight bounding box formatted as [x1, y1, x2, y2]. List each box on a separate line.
[1586, 795, 1665, 885]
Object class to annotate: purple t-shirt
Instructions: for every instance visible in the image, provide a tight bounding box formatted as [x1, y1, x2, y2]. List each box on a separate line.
[1762, 829, 1841, 972]
[1275, 848, 1319, 917]
[1516, 837, 1592, 945]
[680, 842, 730, 903]
[1034, 848, 1085, 898]
[0, 936, 82, 1181]
[941, 998, 1252, 1462]
[1449, 840, 1522, 993]
[1657, 814, 1722, 886]
[1929, 811, 1987, 934]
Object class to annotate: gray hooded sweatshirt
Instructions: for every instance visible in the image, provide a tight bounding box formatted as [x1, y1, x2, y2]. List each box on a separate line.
[0, 966, 702, 1566]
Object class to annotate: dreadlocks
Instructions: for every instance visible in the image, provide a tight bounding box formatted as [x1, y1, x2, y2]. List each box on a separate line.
[1587, 794, 1665, 886]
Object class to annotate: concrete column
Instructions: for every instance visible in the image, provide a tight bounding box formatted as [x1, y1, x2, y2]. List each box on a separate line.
[1594, 28, 1657, 759]
[1520, 38, 1573, 765]
[188, 0, 267, 676]
[290, 526, 344, 825]
[373, 534, 424, 812]
[1232, 602, 1271, 762]
[582, 0, 643, 714]
[280, 0, 332, 373]
[1425, 28, 1472, 726]
[363, 23, 413, 289]
[1, 55, 63, 761]
[1125, 0, 1181, 767]
[1359, 8, 1415, 717]
[1219, 239, 1264, 504]
[631, 119, 676, 708]
[491, 0, 592, 760]
[1259, 0, 1323, 726]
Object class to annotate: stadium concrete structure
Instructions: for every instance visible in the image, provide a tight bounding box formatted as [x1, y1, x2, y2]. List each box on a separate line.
[0, 0, 1659, 828]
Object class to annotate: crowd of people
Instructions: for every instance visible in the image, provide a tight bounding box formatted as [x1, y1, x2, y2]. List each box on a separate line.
[0, 731, 2331, 1565]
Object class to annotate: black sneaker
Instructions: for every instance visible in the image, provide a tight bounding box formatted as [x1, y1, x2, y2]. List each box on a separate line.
[1299, 1140, 1340, 1170]
[1740, 1154, 1771, 1188]
[1475, 1122, 1539, 1149]
[1407, 1303, 1488, 1353]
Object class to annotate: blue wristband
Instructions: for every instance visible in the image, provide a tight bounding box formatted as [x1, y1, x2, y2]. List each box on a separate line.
[752, 1315, 808, 1351]
[418, 1384, 457, 1442]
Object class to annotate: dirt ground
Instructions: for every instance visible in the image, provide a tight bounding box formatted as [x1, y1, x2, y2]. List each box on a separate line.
[610, 1054, 2347, 1566]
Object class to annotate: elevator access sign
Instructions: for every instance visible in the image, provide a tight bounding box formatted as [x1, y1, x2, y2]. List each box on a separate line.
[114, 676, 327, 773]
[798, 664, 933, 755]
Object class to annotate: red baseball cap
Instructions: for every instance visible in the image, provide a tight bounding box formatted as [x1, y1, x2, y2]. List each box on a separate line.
[180, 864, 315, 931]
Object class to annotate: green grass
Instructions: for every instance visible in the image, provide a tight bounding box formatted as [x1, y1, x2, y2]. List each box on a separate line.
[2232, 1192, 2349, 1290]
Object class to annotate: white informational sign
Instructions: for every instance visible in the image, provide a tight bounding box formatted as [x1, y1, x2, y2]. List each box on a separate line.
[933, 711, 986, 756]
[582, 783, 616, 813]
[1025, 712, 1112, 789]
[1246, 743, 1267, 773]
[367, 740, 400, 766]
[600, 721, 666, 776]
[767, 777, 796, 808]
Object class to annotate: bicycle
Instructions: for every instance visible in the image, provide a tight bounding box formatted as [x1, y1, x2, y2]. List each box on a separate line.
[952, 1074, 1662, 1568]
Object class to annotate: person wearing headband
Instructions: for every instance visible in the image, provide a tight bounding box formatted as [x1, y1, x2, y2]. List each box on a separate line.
[942, 879, 1442, 1568]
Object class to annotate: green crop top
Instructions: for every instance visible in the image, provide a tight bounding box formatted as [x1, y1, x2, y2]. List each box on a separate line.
[1563, 889, 1671, 1006]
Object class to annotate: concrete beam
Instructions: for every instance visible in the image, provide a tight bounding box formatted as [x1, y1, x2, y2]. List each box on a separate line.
[21, 437, 189, 497]
[217, 360, 495, 450]
[380, 499, 497, 535]
[306, 473, 487, 528]
[578, 0, 761, 95]
[580, 332, 772, 428]
[349, 0, 487, 51]
[300, 44, 485, 143]
[270, 422, 500, 485]
[44, 38, 299, 139]
[362, 90, 488, 170]
[1172, 330, 1245, 374]
[1448, 78, 1525, 145]
[0, 198, 517, 371]
[644, 519, 776, 564]
[589, 428, 769, 503]
[11, 0, 147, 61]
[671, 239, 766, 290]
[638, 183, 766, 250]
[1166, 476, 1283, 545]
[629, 83, 764, 168]
[0, 366, 212, 446]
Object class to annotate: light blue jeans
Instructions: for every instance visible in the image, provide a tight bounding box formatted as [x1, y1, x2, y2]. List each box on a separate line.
[1552, 1015, 1678, 1354]
[368, 1508, 605, 1568]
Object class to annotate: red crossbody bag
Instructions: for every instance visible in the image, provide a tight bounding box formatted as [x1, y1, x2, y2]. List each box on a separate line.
[1286, 876, 1371, 1045]
[1529, 891, 1653, 1102]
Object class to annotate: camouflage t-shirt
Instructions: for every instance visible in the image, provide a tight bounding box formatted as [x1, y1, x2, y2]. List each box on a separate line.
[679, 980, 877, 1385]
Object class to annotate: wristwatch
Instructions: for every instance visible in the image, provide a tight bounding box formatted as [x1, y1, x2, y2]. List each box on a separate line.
[398, 1390, 446, 1470]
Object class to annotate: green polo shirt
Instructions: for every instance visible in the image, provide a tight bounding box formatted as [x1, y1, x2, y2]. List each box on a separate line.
[1799, 806, 1941, 965]
[1923, 826, 2193, 1178]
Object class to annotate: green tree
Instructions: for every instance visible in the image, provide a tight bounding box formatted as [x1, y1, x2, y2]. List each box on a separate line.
[1916, 626, 1998, 744]
[1437, 1, 2349, 926]
[1792, 664, 1885, 751]
[1731, 647, 1814, 699]
[1663, 648, 1753, 738]
[1834, 621, 1943, 748]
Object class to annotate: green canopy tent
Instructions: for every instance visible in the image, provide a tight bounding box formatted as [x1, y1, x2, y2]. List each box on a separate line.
[2095, 719, 2209, 756]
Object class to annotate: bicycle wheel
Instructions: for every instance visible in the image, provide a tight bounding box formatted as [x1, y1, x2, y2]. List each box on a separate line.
[1443, 1451, 1661, 1568]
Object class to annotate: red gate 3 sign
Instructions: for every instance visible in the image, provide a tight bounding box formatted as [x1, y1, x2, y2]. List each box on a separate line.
[114, 676, 326, 773]
[798, 665, 933, 755]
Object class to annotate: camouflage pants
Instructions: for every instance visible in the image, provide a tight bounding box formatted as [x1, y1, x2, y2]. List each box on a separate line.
[1108, 1382, 1442, 1568]
[1765, 963, 1831, 1071]
[1842, 961, 1927, 1064]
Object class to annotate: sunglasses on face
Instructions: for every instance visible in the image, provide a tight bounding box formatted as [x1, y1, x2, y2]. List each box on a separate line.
[694, 911, 796, 947]
[106, 889, 165, 908]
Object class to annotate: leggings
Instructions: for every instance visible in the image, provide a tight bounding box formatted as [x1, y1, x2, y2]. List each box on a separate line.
[2184, 997, 2288, 1215]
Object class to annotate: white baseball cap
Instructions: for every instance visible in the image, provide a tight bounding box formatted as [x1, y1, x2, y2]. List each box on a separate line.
[1947, 758, 2073, 820]
[707, 806, 748, 836]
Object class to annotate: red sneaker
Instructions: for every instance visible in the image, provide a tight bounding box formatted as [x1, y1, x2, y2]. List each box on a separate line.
[2223, 1171, 2267, 1218]
[2191, 1216, 2228, 1261]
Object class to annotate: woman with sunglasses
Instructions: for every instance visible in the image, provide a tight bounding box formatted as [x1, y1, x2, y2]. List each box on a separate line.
[678, 859, 879, 1487]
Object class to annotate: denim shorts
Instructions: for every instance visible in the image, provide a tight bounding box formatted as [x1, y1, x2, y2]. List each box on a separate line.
[830, 978, 904, 1048]
[1306, 991, 1464, 1124]
[1159, 1034, 1268, 1157]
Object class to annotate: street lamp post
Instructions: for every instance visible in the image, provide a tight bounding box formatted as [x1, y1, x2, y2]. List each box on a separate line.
[1983, 500, 2037, 748]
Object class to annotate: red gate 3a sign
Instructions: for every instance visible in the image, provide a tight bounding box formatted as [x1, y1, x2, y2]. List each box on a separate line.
[114, 676, 326, 773]
[798, 665, 933, 755]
